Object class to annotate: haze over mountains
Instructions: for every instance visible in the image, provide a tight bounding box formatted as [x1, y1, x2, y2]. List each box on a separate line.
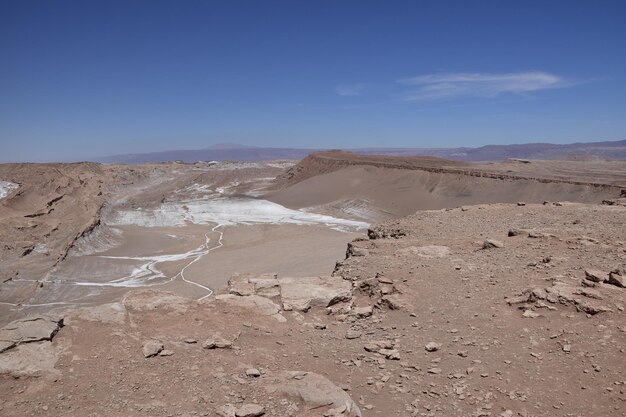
[94, 139, 626, 164]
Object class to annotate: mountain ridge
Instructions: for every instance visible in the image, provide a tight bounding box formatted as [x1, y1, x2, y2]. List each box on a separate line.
[91, 139, 626, 164]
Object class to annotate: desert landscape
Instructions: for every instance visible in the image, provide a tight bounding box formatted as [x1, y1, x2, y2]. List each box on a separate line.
[0, 152, 625, 416]
[2, 2, 625, 416]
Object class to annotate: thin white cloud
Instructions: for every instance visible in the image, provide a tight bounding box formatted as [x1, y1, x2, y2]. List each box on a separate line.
[398, 71, 567, 101]
[336, 83, 365, 96]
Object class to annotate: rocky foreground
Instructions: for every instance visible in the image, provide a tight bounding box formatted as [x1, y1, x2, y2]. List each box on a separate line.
[1, 200, 625, 416]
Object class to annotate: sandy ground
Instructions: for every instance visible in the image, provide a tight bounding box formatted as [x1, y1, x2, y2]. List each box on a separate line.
[1, 202, 624, 417]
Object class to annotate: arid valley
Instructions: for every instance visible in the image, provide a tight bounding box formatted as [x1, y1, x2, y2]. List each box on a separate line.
[1, 152, 625, 417]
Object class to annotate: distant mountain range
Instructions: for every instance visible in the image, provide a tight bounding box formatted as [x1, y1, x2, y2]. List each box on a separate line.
[93, 139, 626, 163]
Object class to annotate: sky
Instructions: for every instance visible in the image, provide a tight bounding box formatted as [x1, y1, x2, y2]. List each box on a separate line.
[1, 1, 625, 162]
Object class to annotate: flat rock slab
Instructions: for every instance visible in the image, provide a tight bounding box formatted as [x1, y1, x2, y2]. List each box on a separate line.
[265, 371, 361, 417]
[0, 315, 63, 353]
[278, 276, 352, 312]
[0, 341, 60, 377]
[215, 294, 281, 316]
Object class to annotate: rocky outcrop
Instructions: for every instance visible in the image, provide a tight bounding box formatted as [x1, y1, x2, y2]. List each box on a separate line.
[0, 314, 64, 353]
[220, 273, 354, 314]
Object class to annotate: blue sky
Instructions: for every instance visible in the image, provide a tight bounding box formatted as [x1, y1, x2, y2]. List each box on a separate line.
[1, 1, 625, 162]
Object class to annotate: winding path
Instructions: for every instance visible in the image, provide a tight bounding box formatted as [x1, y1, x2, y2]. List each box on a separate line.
[0, 224, 224, 309]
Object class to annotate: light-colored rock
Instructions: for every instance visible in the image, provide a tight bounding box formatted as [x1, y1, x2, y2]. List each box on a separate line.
[352, 306, 373, 318]
[246, 368, 261, 377]
[345, 330, 362, 340]
[266, 371, 361, 417]
[65, 302, 126, 325]
[203, 335, 233, 349]
[364, 340, 394, 352]
[522, 309, 540, 318]
[425, 342, 440, 352]
[215, 294, 281, 316]
[396, 245, 451, 258]
[584, 269, 608, 283]
[249, 276, 280, 298]
[278, 276, 352, 312]
[123, 289, 190, 314]
[0, 314, 64, 353]
[142, 340, 164, 358]
[482, 239, 504, 249]
[235, 403, 265, 417]
[229, 281, 256, 296]
[217, 404, 237, 417]
[159, 349, 174, 356]
[379, 348, 400, 360]
[0, 341, 60, 377]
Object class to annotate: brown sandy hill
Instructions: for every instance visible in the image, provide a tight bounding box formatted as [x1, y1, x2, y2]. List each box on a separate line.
[266, 152, 626, 220]
[0, 163, 113, 283]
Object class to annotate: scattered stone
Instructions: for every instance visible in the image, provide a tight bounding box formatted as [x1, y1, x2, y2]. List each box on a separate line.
[562, 344, 572, 353]
[364, 340, 394, 352]
[522, 309, 540, 318]
[508, 228, 528, 237]
[608, 270, 625, 288]
[425, 342, 440, 352]
[482, 239, 504, 249]
[352, 306, 373, 318]
[142, 340, 164, 358]
[203, 335, 233, 349]
[584, 269, 608, 283]
[246, 368, 261, 377]
[345, 329, 362, 340]
[235, 403, 265, 417]
[379, 348, 400, 360]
